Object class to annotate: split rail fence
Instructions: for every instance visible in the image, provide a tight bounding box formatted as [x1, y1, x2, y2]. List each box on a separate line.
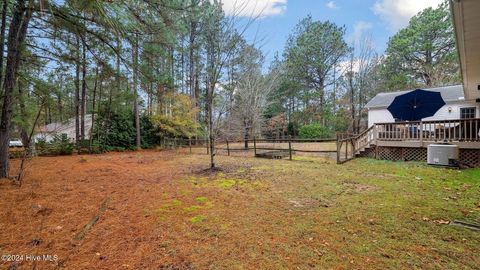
[162, 137, 337, 160]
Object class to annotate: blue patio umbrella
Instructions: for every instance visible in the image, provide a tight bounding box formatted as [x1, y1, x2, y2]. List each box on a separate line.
[387, 89, 446, 121]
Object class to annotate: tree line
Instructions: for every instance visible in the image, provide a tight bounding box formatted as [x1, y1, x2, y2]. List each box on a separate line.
[0, 0, 460, 175]
[266, 0, 459, 137]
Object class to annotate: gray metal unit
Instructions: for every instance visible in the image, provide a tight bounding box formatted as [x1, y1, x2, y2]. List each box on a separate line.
[427, 144, 459, 166]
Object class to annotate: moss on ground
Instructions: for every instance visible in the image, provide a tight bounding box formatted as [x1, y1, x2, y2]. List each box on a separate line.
[195, 197, 209, 203]
[190, 215, 206, 224]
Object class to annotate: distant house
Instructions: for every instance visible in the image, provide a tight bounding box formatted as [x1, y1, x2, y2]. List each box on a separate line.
[35, 115, 93, 143]
[365, 85, 479, 127]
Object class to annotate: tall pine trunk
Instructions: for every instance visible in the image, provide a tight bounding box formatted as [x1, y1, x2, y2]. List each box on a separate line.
[90, 66, 99, 151]
[206, 34, 215, 168]
[80, 41, 87, 141]
[0, 0, 9, 92]
[0, 0, 32, 178]
[75, 36, 81, 144]
[207, 85, 214, 168]
[133, 33, 141, 150]
[17, 80, 28, 146]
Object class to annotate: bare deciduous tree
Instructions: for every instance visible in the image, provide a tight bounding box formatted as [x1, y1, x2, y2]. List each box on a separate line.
[343, 35, 380, 133]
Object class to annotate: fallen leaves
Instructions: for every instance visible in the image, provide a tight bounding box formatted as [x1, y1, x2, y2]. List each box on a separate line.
[422, 217, 450, 225]
[433, 219, 450, 225]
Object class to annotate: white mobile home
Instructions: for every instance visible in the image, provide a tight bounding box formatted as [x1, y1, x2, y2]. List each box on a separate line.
[365, 85, 479, 127]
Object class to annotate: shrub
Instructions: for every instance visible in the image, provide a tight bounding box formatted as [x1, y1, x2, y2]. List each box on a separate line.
[37, 133, 74, 156]
[141, 115, 161, 148]
[51, 134, 75, 155]
[93, 109, 161, 150]
[93, 110, 136, 149]
[299, 124, 331, 139]
[150, 93, 200, 138]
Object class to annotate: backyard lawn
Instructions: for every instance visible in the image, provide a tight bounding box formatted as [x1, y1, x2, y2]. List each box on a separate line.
[0, 151, 479, 269]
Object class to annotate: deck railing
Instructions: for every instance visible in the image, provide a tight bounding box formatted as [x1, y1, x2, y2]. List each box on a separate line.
[375, 118, 480, 142]
[336, 118, 480, 164]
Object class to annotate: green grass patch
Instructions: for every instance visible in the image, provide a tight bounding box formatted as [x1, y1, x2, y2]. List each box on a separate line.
[215, 179, 237, 189]
[148, 154, 480, 269]
[196, 197, 209, 203]
[146, 199, 183, 216]
[190, 215, 206, 224]
[182, 205, 202, 213]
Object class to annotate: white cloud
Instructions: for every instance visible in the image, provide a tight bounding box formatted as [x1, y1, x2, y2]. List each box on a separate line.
[219, 0, 288, 18]
[352, 21, 373, 43]
[326, 1, 337, 9]
[372, 0, 443, 31]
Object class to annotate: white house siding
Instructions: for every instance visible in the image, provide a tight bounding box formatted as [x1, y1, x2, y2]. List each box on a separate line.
[423, 101, 479, 121]
[368, 102, 480, 127]
[368, 109, 394, 127]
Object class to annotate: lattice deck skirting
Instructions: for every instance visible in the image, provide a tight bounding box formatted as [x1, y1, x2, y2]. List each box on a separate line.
[357, 146, 480, 168]
[404, 148, 427, 161]
[377, 147, 403, 161]
[459, 149, 480, 167]
[359, 147, 376, 158]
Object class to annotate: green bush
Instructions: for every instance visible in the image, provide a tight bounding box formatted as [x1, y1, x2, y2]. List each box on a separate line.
[93, 109, 161, 150]
[299, 124, 331, 139]
[37, 134, 74, 156]
[141, 115, 161, 148]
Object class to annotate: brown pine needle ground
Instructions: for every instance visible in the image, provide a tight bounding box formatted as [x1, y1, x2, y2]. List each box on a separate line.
[0, 150, 479, 269]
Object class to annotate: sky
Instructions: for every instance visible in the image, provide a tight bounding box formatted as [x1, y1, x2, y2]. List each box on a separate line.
[222, 0, 444, 65]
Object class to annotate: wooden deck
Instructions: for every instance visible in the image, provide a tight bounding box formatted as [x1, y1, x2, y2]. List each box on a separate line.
[337, 118, 480, 165]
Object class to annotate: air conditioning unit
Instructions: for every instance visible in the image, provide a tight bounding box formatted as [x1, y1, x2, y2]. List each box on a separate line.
[427, 144, 459, 167]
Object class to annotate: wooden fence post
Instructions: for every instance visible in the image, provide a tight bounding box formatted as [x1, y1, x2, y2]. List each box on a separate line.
[253, 136, 257, 156]
[227, 140, 230, 156]
[189, 138, 192, 154]
[336, 134, 341, 164]
[345, 139, 348, 160]
[352, 139, 357, 158]
[288, 136, 292, 160]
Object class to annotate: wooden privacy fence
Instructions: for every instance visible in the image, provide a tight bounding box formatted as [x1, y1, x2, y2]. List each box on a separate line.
[162, 137, 337, 160]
